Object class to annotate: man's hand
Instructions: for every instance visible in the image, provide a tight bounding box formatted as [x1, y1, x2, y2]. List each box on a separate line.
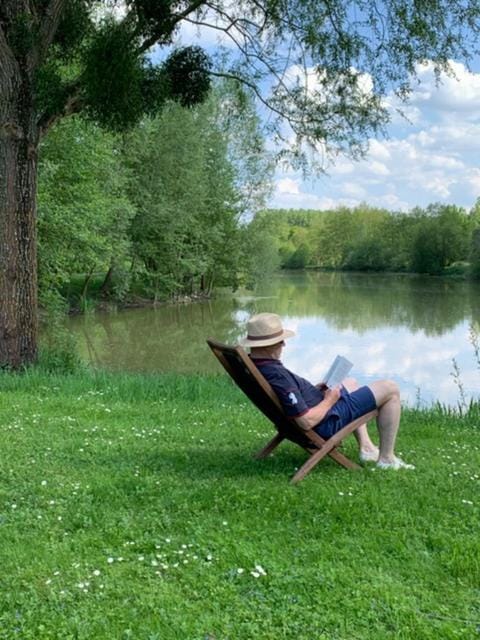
[324, 386, 341, 407]
[294, 385, 341, 431]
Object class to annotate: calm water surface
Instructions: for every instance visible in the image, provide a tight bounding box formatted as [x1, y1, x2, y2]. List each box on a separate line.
[66, 272, 480, 407]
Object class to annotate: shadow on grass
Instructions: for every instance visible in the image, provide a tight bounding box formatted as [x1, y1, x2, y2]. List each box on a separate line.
[87, 441, 351, 484]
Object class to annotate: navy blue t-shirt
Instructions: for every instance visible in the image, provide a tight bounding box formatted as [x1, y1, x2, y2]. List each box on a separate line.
[252, 357, 330, 418]
[252, 356, 376, 438]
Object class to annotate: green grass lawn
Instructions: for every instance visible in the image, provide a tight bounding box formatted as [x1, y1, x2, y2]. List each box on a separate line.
[0, 370, 478, 639]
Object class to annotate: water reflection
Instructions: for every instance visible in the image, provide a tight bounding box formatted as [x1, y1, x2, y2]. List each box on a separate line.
[254, 272, 480, 336]
[65, 272, 480, 406]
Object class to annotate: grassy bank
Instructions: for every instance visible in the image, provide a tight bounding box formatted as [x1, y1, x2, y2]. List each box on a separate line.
[0, 370, 478, 639]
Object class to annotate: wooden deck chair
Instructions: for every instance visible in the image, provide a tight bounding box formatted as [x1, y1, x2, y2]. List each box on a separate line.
[207, 338, 378, 484]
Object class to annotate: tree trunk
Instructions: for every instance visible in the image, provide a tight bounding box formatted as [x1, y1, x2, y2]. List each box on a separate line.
[81, 267, 95, 299]
[100, 264, 114, 295]
[0, 78, 39, 368]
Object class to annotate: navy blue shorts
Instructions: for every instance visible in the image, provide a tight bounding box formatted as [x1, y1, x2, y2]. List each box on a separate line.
[314, 386, 377, 439]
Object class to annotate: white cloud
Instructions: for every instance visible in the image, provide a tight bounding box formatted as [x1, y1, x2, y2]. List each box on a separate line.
[283, 65, 375, 103]
[357, 72, 374, 94]
[422, 175, 453, 199]
[466, 169, 480, 195]
[368, 140, 391, 161]
[276, 178, 300, 195]
[272, 173, 361, 209]
[428, 155, 464, 170]
[387, 103, 423, 126]
[341, 182, 367, 199]
[412, 61, 480, 115]
[366, 342, 386, 356]
[271, 190, 356, 210]
[367, 160, 390, 176]
[368, 193, 410, 211]
[364, 358, 388, 376]
[424, 123, 480, 153]
[166, 16, 479, 212]
[332, 159, 355, 175]
[256, 57, 480, 211]
[92, 2, 127, 23]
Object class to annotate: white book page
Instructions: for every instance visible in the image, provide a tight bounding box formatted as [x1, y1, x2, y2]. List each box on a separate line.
[322, 355, 353, 388]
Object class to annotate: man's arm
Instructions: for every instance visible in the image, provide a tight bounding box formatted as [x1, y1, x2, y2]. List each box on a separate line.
[294, 387, 341, 431]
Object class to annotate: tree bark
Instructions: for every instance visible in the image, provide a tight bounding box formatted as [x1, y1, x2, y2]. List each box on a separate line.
[0, 74, 39, 368]
[100, 264, 114, 296]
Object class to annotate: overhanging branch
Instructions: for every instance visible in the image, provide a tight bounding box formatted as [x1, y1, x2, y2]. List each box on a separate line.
[209, 69, 303, 127]
[137, 0, 207, 53]
[203, 1, 269, 35]
[183, 15, 293, 97]
[37, 83, 83, 137]
[32, 0, 67, 69]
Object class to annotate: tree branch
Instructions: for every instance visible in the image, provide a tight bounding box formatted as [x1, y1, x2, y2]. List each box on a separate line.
[31, 0, 67, 69]
[178, 0, 316, 126]
[28, 0, 40, 22]
[183, 15, 288, 81]
[203, 1, 269, 35]
[181, 6, 297, 101]
[137, 0, 207, 54]
[209, 69, 303, 128]
[171, 0, 209, 27]
[37, 84, 83, 137]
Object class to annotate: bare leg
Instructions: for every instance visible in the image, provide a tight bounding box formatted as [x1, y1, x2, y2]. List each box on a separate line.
[342, 377, 378, 457]
[368, 380, 401, 463]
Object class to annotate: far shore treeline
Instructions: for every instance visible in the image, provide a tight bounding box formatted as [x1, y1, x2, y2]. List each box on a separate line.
[256, 205, 480, 278]
[37, 91, 480, 320]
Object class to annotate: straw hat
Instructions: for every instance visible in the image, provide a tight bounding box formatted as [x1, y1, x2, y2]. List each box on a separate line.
[241, 313, 295, 348]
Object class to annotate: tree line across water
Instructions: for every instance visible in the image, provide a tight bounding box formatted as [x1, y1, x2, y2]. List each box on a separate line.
[253, 205, 480, 278]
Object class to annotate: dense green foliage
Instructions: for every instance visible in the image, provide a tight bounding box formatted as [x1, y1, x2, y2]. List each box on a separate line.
[38, 117, 134, 310]
[0, 370, 478, 638]
[35, 7, 212, 131]
[257, 203, 480, 277]
[37, 87, 272, 310]
[125, 104, 241, 298]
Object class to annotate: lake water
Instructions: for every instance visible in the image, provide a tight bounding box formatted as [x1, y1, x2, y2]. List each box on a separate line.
[66, 272, 480, 407]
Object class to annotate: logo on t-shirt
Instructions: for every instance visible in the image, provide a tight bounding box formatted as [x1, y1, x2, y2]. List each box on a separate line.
[287, 391, 298, 406]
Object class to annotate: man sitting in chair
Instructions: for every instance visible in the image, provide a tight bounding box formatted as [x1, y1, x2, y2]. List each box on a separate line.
[242, 312, 414, 470]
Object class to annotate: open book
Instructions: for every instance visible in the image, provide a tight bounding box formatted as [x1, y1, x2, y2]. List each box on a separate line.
[322, 355, 353, 388]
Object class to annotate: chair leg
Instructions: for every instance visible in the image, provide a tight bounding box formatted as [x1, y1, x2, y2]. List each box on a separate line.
[290, 412, 378, 482]
[328, 448, 361, 470]
[253, 433, 285, 459]
[290, 443, 361, 484]
[290, 446, 331, 484]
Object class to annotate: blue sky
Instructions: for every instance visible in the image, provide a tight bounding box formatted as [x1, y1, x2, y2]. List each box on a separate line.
[270, 60, 480, 212]
[168, 17, 480, 213]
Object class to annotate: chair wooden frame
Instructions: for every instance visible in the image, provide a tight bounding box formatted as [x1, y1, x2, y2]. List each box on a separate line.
[207, 338, 378, 484]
